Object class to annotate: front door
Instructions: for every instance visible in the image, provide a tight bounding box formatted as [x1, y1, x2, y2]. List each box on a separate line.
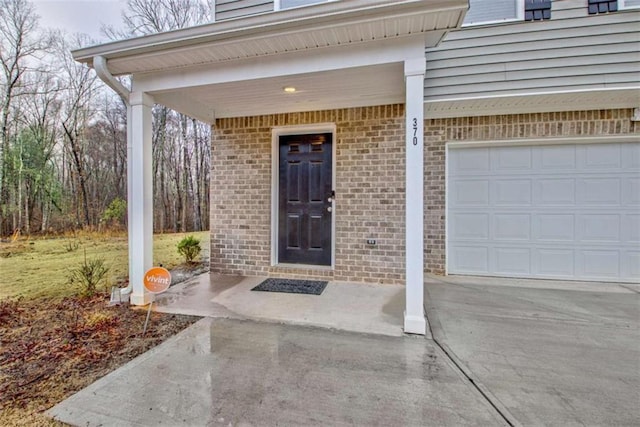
[278, 133, 333, 266]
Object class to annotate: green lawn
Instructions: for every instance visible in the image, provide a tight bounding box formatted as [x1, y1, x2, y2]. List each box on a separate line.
[0, 231, 209, 300]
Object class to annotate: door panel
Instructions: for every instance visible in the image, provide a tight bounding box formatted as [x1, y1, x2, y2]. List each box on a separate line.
[278, 133, 332, 265]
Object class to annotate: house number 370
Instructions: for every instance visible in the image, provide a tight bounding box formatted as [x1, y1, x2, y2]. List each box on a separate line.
[412, 118, 418, 146]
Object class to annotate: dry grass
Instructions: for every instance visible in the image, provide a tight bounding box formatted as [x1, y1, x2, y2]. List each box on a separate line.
[0, 231, 209, 300]
[0, 231, 207, 425]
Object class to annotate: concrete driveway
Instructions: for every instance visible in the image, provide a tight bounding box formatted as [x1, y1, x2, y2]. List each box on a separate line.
[424, 276, 640, 426]
[48, 275, 640, 426]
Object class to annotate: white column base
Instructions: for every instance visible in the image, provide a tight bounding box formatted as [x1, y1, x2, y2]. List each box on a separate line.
[130, 292, 152, 306]
[404, 311, 426, 335]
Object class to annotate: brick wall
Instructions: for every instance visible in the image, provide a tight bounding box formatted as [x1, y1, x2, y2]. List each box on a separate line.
[212, 107, 639, 282]
[211, 105, 407, 284]
[424, 108, 640, 274]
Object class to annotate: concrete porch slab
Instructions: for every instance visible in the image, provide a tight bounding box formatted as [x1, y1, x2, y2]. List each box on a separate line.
[47, 318, 506, 427]
[153, 274, 408, 337]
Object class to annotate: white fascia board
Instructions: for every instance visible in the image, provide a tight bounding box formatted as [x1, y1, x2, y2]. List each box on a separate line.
[72, 0, 466, 66]
[133, 35, 426, 94]
[424, 87, 640, 118]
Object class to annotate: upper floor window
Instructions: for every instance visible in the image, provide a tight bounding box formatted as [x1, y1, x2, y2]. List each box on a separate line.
[462, 0, 524, 26]
[275, 0, 333, 10]
[588, 0, 618, 13]
[589, 0, 640, 13]
[620, 0, 640, 9]
[525, 0, 551, 20]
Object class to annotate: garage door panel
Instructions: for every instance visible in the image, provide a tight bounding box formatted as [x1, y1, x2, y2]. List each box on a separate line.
[494, 214, 531, 241]
[625, 214, 640, 243]
[447, 141, 639, 283]
[577, 178, 621, 205]
[493, 179, 532, 205]
[534, 249, 575, 277]
[450, 246, 489, 273]
[451, 213, 489, 240]
[495, 248, 531, 275]
[578, 214, 621, 242]
[625, 143, 640, 168]
[623, 178, 640, 206]
[580, 250, 620, 277]
[534, 214, 575, 242]
[582, 144, 622, 169]
[625, 252, 640, 278]
[535, 178, 576, 205]
[450, 148, 490, 175]
[538, 145, 576, 170]
[492, 146, 532, 171]
[451, 179, 489, 205]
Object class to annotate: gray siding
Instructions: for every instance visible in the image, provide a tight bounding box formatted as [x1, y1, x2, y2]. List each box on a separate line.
[215, 0, 273, 21]
[425, 0, 640, 101]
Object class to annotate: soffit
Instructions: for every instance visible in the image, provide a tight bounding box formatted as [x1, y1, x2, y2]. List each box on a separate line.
[72, 0, 468, 76]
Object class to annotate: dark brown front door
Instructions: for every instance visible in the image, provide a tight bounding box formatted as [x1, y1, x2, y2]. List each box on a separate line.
[278, 133, 333, 266]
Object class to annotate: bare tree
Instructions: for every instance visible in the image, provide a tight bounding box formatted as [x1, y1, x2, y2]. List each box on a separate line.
[104, 0, 211, 233]
[0, 0, 49, 235]
[58, 34, 100, 228]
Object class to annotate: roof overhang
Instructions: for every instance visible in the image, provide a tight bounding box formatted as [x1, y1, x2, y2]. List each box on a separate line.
[72, 0, 468, 76]
[72, 0, 469, 121]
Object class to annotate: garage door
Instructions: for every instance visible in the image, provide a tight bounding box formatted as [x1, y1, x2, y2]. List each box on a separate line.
[447, 141, 640, 282]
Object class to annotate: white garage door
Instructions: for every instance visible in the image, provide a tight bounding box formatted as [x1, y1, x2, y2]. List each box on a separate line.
[447, 141, 640, 282]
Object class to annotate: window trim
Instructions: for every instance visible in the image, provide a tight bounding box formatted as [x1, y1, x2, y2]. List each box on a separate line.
[274, 0, 336, 11]
[619, 0, 640, 10]
[461, 0, 525, 27]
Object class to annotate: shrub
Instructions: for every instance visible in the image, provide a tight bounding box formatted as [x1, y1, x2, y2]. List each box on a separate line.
[101, 198, 127, 227]
[177, 235, 201, 263]
[68, 251, 110, 297]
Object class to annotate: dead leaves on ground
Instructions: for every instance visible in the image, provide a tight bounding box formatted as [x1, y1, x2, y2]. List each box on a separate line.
[0, 295, 199, 425]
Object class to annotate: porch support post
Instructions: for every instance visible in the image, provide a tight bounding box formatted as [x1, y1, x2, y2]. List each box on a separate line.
[128, 91, 154, 306]
[404, 57, 426, 335]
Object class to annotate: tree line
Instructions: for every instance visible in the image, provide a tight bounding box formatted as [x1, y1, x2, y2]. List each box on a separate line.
[0, 0, 211, 237]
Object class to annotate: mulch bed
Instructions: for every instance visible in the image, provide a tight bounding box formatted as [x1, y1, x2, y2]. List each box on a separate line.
[0, 295, 200, 426]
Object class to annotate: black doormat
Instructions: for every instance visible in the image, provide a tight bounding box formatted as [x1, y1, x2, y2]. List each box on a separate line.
[251, 278, 328, 295]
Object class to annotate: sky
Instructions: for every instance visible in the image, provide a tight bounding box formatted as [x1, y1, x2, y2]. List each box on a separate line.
[34, 0, 126, 43]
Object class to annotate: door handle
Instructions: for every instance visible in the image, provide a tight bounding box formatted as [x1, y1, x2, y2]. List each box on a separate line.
[327, 207, 332, 213]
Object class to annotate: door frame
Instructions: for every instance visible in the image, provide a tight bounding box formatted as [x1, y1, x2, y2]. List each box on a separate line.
[271, 123, 337, 268]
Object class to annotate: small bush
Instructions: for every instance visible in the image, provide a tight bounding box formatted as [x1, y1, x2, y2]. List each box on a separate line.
[101, 198, 127, 228]
[68, 251, 110, 297]
[177, 235, 201, 263]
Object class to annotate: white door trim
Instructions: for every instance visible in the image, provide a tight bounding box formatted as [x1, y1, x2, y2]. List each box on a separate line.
[271, 123, 337, 268]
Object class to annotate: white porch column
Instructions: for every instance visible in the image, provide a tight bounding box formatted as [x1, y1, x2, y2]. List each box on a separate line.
[404, 57, 426, 335]
[128, 91, 154, 306]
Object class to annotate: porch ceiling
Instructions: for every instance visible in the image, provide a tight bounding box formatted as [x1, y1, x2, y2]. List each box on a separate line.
[153, 63, 405, 120]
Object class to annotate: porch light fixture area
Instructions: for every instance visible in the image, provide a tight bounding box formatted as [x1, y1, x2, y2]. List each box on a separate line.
[283, 86, 297, 93]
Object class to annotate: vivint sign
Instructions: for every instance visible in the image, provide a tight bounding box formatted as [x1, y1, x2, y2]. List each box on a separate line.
[143, 267, 172, 294]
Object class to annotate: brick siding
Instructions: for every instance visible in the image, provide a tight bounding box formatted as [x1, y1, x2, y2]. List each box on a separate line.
[212, 107, 639, 282]
[211, 105, 407, 284]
